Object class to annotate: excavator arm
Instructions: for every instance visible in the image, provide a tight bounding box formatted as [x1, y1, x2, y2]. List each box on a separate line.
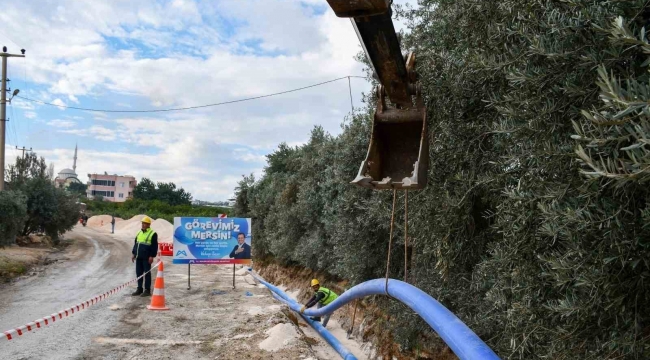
[326, 0, 428, 190]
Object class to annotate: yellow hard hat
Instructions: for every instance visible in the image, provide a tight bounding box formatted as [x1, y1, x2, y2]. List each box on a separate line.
[141, 216, 152, 224]
[310, 279, 320, 287]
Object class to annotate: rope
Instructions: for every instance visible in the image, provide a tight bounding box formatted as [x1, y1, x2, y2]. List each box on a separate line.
[404, 190, 409, 283]
[349, 300, 358, 335]
[347, 76, 354, 113]
[385, 189, 397, 295]
[2, 261, 161, 342]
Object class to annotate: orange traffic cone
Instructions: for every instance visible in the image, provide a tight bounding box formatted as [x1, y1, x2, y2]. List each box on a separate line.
[147, 261, 170, 311]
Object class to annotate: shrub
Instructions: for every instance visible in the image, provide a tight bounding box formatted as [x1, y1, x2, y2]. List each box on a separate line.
[0, 191, 27, 246]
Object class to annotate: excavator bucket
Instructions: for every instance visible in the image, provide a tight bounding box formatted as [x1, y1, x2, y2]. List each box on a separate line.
[352, 87, 429, 190]
[325, 0, 390, 17]
[324, 0, 429, 190]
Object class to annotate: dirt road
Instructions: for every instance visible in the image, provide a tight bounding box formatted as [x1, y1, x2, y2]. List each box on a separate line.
[0, 225, 133, 359]
[0, 224, 369, 360]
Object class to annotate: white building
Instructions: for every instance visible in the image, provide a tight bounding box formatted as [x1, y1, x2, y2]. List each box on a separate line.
[86, 173, 137, 203]
[54, 145, 83, 188]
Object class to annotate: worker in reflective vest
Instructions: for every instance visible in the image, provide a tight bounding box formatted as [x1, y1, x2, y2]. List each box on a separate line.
[131, 216, 158, 297]
[300, 279, 338, 327]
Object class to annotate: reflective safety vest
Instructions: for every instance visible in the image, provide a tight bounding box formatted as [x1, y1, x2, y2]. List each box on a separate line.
[317, 286, 338, 306]
[137, 228, 156, 244]
[135, 228, 156, 258]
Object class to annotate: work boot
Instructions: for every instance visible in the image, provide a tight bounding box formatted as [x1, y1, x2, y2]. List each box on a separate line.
[140, 289, 151, 297]
[131, 288, 143, 296]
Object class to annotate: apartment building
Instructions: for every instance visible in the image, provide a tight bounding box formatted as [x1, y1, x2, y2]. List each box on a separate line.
[87, 173, 137, 202]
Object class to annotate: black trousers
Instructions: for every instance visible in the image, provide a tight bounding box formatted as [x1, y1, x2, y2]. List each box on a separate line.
[135, 257, 152, 290]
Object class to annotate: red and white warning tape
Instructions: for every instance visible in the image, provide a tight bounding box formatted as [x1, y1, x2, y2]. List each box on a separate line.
[1, 261, 161, 342]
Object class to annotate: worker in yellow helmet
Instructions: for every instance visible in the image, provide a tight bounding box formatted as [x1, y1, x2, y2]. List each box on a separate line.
[131, 216, 158, 297]
[300, 279, 338, 327]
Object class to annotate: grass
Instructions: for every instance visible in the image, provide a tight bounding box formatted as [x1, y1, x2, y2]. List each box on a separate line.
[0, 234, 79, 283]
[0, 256, 28, 281]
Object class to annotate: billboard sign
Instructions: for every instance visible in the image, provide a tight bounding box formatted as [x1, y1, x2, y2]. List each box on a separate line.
[172, 217, 252, 264]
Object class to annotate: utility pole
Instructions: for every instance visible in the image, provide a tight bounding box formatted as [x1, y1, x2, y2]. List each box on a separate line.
[0, 46, 25, 191]
[15, 146, 32, 159]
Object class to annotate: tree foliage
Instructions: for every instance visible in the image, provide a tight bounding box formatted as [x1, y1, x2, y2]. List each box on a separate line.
[44, 185, 81, 241]
[86, 198, 229, 223]
[235, 1, 650, 358]
[46, 162, 55, 181]
[3, 152, 80, 243]
[233, 174, 255, 217]
[0, 191, 27, 246]
[133, 177, 192, 205]
[67, 182, 87, 197]
[21, 177, 59, 237]
[5, 152, 47, 189]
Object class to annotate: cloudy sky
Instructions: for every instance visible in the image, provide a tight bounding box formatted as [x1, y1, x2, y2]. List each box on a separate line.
[1, 0, 415, 201]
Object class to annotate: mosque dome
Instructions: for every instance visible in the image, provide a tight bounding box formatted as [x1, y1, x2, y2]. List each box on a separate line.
[57, 168, 78, 179]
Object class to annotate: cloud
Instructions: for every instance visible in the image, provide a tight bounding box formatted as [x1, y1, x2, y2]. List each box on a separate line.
[5, 1, 369, 103]
[51, 98, 67, 109]
[46, 119, 76, 128]
[11, 99, 36, 111]
[61, 125, 116, 141]
[1, 0, 417, 201]
[213, 1, 327, 54]
[36, 145, 258, 200]
[233, 148, 267, 163]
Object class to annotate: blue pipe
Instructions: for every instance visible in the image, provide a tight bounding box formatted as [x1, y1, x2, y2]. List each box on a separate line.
[247, 269, 500, 360]
[268, 292, 358, 360]
[249, 270, 358, 360]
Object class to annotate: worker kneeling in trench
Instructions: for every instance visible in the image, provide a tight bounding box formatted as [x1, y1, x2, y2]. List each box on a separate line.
[300, 279, 338, 328]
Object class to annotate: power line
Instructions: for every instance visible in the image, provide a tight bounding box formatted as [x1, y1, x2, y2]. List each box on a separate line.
[7, 102, 19, 159]
[10, 104, 19, 143]
[12, 106, 22, 151]
[20, 57, 30, 147]
[15, 145, 31, 159]
[16, 75, 368, 114]
[0, 30, 20, 49]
